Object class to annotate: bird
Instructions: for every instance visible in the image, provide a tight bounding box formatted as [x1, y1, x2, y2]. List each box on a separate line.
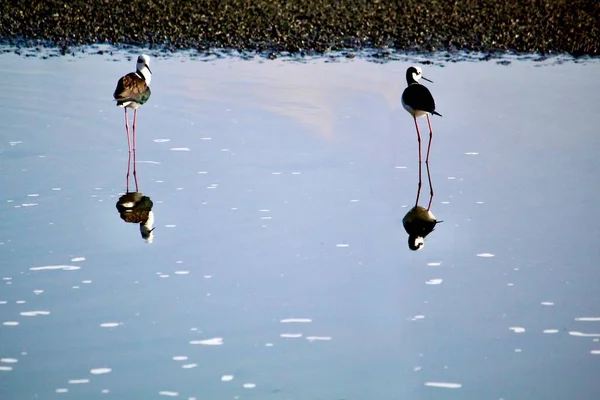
[113, 54, 152, 155]
[401, 65, 441, 163]
[116, 192, 155, 243]
[402, 206, 440, 251]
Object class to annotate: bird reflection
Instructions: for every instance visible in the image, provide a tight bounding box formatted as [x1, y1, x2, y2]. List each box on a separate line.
[115, 147, 155, 243]
[402, 161, 441, 251]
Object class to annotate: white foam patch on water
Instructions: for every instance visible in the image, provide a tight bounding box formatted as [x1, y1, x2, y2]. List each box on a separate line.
[221, 375, 234, 382]
[30, 265, 81, 271]
[20, 311, 50, 317]
[159, 274, 170, 278]
[427, 262, 442, 266]
[21, 203, 38, 207]
[543, 329, 559, 334]
[102, 389, 110, 394]
[175, 271, 190, 275]
[52, 188, 62, 191]
[243, 383, 256, 389]
[172, 356, 188, 361]
[350, 199, 359, 202]
[426, 279, 443, 285]
[0, 366, 13, 371]
[82, 280, 92, 284]
[190, 337, 223, 345]
[204, 275, 213, 279]
[90, 368, 112, 375]
[425, 382, 462, 389]
[272, 172, 282, 175]
[413, 366, 422, 371]
[33, 290, 44, 295]
[182, 363, 197, 369]
[165, 225, 176, 228]
[27, 194, 39, 197]
[515, 349, 522, 352]
[1, 358, 18, 363]
[395, 166, 407, 169]
[465, 152, 479, 155]
[306, 336, 332, 342]
[336, 244, 350, 247]
[55, 388, 68, 393]
[3, 321, 19, 326]
[280, 318, 312, 323]
[170, 147, 191, 151]
[477, 253, 495, 258]
[197, 171, 208, 174]
[575, 317, 600, 321]
[265, 343, 274, 347]
[591, 350, 600, 354]
[291, 172, 301, 175]
[509, 327, 525, 333]
[569, 331, 600, 337]
[280, 333, 303, 338]
[154, 139, 171, 143]
[0, 301, 7, 304]
[541, 302, 554, 306]
[100, 322, 120, 328]
[71, 257, 86, 262]
[69, 379, 90, 384]
[159, 391, 179, 397]
[16, 300, 25, 304]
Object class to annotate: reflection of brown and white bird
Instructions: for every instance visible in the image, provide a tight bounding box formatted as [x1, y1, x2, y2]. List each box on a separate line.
[402, 206, 440, 251]
[113, 54, 152, 154]
[116, 192, 155, 243]
[401, 66, 441, 163]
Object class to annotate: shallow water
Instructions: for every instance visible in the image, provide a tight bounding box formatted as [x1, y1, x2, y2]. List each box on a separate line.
[1, 51, 600, 399]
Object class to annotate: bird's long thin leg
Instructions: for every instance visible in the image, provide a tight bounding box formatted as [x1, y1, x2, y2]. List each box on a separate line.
[414, 116, 422, 163]
[425, 114, 434, 164]
[125, 108, 131, 191]
[426, 159, 434, 210]
[132, 109, 138, 192]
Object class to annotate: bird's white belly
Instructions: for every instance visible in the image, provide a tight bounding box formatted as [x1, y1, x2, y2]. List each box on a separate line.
[118, 101, 141, 109]
[401, 97, 428, 118]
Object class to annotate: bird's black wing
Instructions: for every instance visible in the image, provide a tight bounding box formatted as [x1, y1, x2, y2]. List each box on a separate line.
[403, 84, 436, 114]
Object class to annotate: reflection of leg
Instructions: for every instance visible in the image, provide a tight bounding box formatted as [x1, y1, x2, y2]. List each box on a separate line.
[414, 117, 422, 163]
[126, 149, 132, 192]
[425, 114, 433, 163]
[426, 160, 434, 210]
[415, 161, 423, 207]
[133, 109, 138, 192]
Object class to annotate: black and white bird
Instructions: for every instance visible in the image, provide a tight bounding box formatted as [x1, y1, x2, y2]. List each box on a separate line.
[401, 66, 441, 163]
[113, 54, 152, 154]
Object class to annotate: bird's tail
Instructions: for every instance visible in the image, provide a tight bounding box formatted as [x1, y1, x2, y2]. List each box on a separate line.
[432, 110, 442, 117]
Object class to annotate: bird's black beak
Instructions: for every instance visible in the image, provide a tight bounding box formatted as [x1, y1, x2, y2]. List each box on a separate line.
[145, 64, 152, 74]
[422, 76, 433, 83]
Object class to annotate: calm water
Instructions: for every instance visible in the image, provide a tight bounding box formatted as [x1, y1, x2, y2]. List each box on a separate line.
[1, 50, 600, 399]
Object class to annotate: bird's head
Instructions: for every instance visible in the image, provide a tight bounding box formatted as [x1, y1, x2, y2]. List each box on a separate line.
[406, 65, 432, 85]
[137, 54, 152, 75]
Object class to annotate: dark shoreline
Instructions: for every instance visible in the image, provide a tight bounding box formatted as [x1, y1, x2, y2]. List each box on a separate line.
[1, 1, 599, 57]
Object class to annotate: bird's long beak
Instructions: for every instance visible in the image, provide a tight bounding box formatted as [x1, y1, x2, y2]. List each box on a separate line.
[422, 76, 433, 83]
[145, 64, 152, 74]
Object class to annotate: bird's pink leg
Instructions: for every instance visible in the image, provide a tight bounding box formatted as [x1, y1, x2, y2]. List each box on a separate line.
[425, 114, 434, 164]
[414, 116, 422, 164]
[125, 108, 131, 191]
[132, 109, 139, 192]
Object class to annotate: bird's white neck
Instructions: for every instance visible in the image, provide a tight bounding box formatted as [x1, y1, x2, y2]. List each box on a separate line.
[137, 66, 152, 85]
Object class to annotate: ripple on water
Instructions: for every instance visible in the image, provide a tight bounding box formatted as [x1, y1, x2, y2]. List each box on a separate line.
[243, 383, 256, 389]
[0, 366, 13, 371]
[575, 317, 600, 321]
[280, 333, 303, 338]
[306, 336, 332, 342]
[509, 327, 526, 333]
[425, 382, 462, 389]
[1, 358, 18, 363]
[70, 257, 86, 262]
[569, 331, 600, 337]
[170, 147, 191, 151]
[190, 337, 223, 345]
[280, 318, 312, 323]
[2, 321, 19, 326]
[159, 391, 179, 397]
[172, 356, 188, 361]
[30, 265, 81, 271]
[90, 368, 112, 375]
[221, 375, 234, 382]
[426, 279, 443, 285]
[68, 379, 90, 384]
[476, 253, 495, 258]
[20, 311, 50, 316]
[100, 322, 120, 328]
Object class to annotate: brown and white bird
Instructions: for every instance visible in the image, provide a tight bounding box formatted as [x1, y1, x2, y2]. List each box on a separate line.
[113, 54, 152, 153]
[401, 66, 441, 163]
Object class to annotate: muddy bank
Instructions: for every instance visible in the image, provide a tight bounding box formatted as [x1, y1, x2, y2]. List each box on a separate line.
[1, 0, 598, 56]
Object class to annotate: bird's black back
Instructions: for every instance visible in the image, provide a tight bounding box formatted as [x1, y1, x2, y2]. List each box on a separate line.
[402, 83, 436, 113]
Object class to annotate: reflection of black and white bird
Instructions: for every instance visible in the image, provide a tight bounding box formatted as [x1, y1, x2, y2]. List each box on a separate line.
[402, 206, 440, 251]
[113, 54, 152, 154]
[116, 192, 155, 243]
[401, 66, 441, 163]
